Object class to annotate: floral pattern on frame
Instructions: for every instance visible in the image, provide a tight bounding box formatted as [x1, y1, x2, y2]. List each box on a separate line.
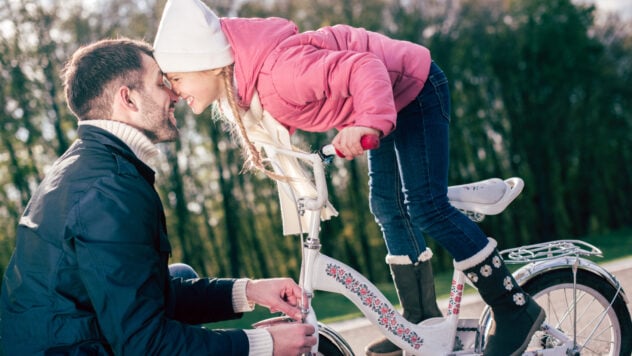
[326, 263, 424, 350]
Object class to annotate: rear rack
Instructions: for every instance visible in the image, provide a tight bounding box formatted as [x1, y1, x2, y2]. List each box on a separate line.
[499, 240, 603, 264]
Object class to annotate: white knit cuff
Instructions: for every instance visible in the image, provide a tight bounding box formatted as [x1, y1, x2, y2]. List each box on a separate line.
[78, 120, 159, 164]
[243, 328, 273, 356]
[385, 254, 413, 265]
[416, 248, 434, 262]
[385, 248, 433, 265]
[232, 278, 255, 313]
[453, 238, 497, 271]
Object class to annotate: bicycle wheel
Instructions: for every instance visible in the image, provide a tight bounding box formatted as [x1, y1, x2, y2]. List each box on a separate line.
[316, 333, 346, 356]
[520, 268, 632, 355]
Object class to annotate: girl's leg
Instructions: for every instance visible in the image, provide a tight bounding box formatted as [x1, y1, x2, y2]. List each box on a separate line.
[367, 115, 442, 318]
[394, 61, 544, 355]
[366, 68, 442, 356]
[368, 133, 427, 260]
[394, 62, 488, 261]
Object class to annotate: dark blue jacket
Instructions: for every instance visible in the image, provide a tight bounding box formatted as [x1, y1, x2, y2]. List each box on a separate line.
[0, 125, 248, 355]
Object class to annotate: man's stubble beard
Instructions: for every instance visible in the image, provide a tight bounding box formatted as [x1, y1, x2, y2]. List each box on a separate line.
[138, 91, 179, 143]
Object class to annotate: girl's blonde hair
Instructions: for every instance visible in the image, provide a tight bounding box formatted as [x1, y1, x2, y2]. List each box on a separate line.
[218, 65, 289, 181]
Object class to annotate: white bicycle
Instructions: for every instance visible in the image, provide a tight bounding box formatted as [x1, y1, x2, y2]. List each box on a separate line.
[253, 137, 632, 355]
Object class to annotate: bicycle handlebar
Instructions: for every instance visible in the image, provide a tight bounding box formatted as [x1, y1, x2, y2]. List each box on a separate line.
[263, 135, 379, 211]
[319, 135, 380, 158]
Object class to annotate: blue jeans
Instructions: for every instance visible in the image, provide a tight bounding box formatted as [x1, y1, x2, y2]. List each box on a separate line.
[368, 62, 489, 262]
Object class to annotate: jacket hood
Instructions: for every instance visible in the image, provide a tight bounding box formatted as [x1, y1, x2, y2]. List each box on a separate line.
[220, 17, 298, 106]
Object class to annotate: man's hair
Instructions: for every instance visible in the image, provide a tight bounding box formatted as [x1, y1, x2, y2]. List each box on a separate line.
[61, 38, 154, 120]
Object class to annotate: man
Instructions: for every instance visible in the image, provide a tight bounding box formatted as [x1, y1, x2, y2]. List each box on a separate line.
[0, 38, 316, 355]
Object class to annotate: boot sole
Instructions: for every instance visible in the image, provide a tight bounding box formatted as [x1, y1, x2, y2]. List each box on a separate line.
[509, 308, 546, 356]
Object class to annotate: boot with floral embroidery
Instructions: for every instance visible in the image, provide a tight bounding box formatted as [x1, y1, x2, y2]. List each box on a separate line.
[454, 238, 545, 356]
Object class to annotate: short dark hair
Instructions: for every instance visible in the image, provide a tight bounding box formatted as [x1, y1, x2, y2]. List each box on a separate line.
[61, 38, 154, 120]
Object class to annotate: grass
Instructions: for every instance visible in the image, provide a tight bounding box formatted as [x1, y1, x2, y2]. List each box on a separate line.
[579, 228, 632, 262]
[209, 228, 632, 330]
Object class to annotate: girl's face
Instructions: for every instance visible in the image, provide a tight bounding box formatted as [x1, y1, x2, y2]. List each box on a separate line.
[164, 69, 224, 114]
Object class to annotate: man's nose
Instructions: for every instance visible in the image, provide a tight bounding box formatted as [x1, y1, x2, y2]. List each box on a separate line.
[167, 88, 180, 102]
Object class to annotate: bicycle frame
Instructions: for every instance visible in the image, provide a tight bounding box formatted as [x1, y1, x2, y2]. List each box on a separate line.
[303, 235, 465, 354]
[262, 145, 470, 354]
[256, 143, 630, 355]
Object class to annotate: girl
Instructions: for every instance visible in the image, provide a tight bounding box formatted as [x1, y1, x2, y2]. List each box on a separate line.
[153, 0, 544, 354]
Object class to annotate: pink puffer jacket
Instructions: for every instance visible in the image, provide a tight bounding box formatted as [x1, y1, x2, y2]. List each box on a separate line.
[221, 17, 431, 136]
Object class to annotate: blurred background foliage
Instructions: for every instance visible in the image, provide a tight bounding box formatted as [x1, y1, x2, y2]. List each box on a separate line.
[0, 0, 630, 283]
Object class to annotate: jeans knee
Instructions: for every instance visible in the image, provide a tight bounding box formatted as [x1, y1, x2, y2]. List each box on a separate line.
[409, 198, 455, 229]
[370, 195, 404, 226]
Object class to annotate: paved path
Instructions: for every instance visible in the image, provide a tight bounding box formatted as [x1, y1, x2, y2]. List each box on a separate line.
[328, 257, 632, 355]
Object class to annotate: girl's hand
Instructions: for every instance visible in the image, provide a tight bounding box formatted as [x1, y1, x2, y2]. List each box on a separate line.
[333, 126, 381, 160]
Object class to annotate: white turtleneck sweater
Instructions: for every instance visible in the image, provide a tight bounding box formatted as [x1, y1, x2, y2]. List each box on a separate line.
[77, 120, 273, 355]
[78, 120, 159, 165]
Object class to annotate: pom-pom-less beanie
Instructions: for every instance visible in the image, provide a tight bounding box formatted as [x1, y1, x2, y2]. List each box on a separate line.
[153, 0, 234, 73]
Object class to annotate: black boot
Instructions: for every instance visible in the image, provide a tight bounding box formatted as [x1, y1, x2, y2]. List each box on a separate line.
[455, 238, 545, 356]
[365, 249, 443, 356]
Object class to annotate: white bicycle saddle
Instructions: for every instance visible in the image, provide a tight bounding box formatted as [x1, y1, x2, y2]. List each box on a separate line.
[447, 177, 524, 216]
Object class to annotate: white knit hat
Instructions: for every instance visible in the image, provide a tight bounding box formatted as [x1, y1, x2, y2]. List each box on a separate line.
[153, 0, 234, 73]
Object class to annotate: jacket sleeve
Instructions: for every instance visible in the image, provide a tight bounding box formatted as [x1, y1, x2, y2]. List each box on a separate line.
[70, 174, 249, 355]
[270, 44, 398, 136]
[168, 276, 244, 324]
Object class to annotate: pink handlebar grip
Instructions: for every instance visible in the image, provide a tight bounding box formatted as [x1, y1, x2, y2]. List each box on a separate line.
[334, 135, 380, 157]
[360, 135, 380, 150]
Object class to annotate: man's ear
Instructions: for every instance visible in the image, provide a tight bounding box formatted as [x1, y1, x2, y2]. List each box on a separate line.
[116, 86, 139, 112]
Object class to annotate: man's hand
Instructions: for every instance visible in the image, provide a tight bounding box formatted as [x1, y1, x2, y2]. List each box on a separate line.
[268, 323, 317, 356]
[332, 126, 381, 160]
[246, 278, 304, 321]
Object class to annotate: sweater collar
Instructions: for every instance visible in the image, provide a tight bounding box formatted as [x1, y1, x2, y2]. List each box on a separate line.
[78, 120, 159, 165]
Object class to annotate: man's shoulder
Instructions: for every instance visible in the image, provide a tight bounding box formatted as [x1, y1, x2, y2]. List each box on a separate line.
[57, 138, 120, 179]
[47, 137, 148, 201]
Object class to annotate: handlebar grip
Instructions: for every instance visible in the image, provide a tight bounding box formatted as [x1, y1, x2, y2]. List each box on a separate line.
[334, 135, 380, 157]
[360, 135, 380, 150]
[336, 135, 380, 157]
[319, 135, 380, 159]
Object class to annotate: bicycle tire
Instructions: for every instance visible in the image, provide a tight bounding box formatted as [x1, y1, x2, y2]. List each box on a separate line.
[519, 268, 632, 355]
[316, 333, 346, 356]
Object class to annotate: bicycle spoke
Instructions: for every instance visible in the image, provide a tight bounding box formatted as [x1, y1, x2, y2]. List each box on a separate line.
[531, 283, 621, 355]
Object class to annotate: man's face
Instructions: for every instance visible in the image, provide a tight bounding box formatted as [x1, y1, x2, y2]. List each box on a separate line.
[134, 54, 179, 143]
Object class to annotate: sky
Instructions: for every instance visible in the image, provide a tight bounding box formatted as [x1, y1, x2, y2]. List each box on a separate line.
[46, 0, 632, 18]
[576, 0, 632, 18]
[3, 0, 631, 41]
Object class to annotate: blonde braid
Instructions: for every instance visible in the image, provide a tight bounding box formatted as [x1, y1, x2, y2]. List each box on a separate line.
[219, 65, 289, 182]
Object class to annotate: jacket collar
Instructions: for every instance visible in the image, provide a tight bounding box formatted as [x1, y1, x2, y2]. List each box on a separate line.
[78, 120, 159, 164]
[77, 124, 157, 185]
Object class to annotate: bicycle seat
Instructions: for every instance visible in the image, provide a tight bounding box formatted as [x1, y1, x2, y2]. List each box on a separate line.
[447, 177, 524, 215]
